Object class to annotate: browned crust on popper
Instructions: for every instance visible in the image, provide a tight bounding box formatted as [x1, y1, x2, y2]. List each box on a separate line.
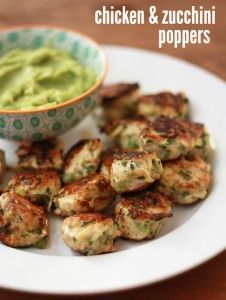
[118, 191, 172, 221]
[100, 83, 139, 104]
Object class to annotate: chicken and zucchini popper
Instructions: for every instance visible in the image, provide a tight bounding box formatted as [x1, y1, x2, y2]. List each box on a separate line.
[16, 138, 64, 170]
[110, 151, 163, 193]
[100, 82, 140, 120]
[138, 116, 200, 161]
[155, 156, 212, 205]
[61, 213, 121, 255]
[103, 119, 147, 150]
[0, 192, 48, 248]
[63, 138, 103, 184]
[115, 191, 172, 240]
[54, 174, 114, 216]
[136, 92, 189, 120]
[5, 169, 61, 210]
[0, 82, 213, 256]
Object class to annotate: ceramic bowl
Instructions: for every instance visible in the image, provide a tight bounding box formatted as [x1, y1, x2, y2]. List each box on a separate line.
[0, 26, 107, 141]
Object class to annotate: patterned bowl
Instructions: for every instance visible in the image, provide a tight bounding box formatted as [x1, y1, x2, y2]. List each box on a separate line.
[0, 26, 107, 141]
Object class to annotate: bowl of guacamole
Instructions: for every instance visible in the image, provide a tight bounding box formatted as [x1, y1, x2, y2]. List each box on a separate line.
[0, 27, 107, 141]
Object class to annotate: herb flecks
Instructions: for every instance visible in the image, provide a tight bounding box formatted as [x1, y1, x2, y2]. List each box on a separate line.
[178, 170, 192, 181]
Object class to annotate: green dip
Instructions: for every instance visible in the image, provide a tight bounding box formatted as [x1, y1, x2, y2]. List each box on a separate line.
[0, 47, 96, 110]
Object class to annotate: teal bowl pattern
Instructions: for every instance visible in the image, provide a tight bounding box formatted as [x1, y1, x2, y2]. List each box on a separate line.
[0, 27, 106, 141]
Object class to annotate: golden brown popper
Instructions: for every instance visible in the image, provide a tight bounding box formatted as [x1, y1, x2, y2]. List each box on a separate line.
[155, 156, 212, 205]
[5, 169, 61, 210]
[115, 191, 172, 240]
[138, 116, 195, 160]
[61, 213, 121, 255]
[0, 192, 49, 248]
[110, 151, 163, 193]
[63, 138, 103, 184]
[16, 138, 64, 170]
[54, 173, 114, 216]
[136, 91, 189, 120]
[100, 82, 140, 120]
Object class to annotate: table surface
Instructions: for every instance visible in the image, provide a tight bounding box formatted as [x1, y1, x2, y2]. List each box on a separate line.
[0, 0, 225, 299]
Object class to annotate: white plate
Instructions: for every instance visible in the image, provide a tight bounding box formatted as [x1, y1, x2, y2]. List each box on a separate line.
[0, 45, 226, 295]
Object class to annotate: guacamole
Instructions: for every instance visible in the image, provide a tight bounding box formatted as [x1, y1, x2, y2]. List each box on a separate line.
[0, 47, 96, 110]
